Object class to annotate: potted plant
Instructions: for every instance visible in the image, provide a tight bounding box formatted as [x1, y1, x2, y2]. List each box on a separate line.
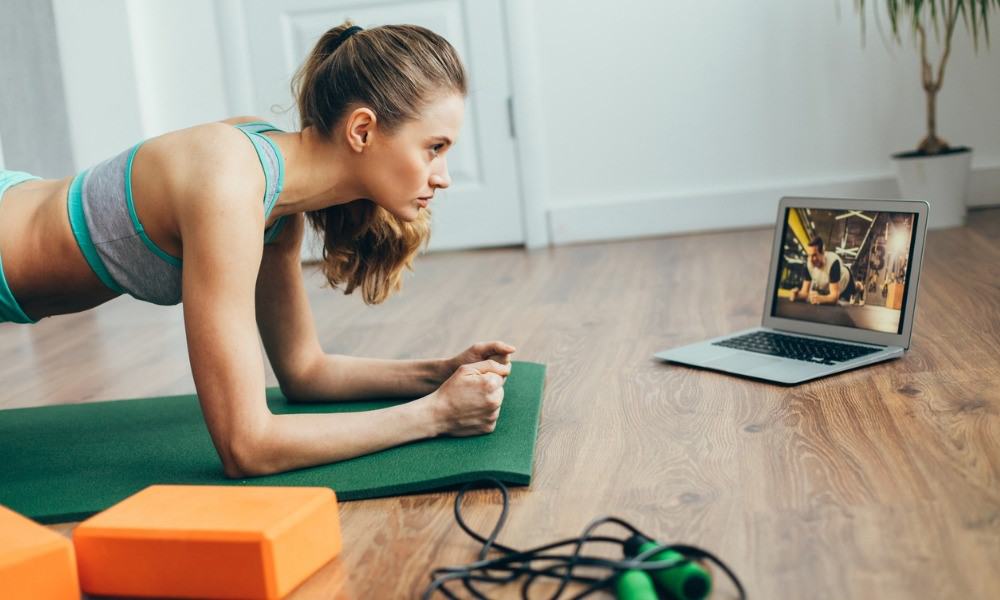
[855, 0, 999, 228]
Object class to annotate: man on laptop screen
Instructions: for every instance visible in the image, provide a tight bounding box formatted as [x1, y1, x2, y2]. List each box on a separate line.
[775, 208, 916, 334]
[655, 197, 928, 385]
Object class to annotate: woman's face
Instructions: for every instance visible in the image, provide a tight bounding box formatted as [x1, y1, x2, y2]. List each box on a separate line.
[363, 93, 465, 222]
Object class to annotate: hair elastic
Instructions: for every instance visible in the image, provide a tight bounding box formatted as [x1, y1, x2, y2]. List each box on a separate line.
[331, 25, 363, 51]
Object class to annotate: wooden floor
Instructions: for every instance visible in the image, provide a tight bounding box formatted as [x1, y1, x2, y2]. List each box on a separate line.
[3, 208, 999, 599]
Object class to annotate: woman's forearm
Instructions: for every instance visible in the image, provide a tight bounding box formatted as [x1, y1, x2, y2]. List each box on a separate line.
[284, 354, 454, 401]
[233, 398, 440, 477]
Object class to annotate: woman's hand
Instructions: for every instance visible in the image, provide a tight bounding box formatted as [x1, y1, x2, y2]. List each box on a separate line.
[421, 359, 511, 437]
[444, 341, 517, 378]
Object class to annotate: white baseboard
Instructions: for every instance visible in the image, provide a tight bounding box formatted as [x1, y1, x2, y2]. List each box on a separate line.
[547, 165, 1000, 245]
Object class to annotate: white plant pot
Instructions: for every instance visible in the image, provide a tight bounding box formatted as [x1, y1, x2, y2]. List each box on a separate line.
[892, 147, 972, 229]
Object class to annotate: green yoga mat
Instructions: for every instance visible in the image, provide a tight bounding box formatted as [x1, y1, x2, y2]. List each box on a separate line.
[0, 361, 545, 524]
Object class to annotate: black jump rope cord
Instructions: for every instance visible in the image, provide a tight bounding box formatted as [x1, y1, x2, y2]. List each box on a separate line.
[423, 479, 747, 599]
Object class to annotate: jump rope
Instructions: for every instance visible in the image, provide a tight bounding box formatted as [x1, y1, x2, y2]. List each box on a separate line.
[423, 479, 747, 599]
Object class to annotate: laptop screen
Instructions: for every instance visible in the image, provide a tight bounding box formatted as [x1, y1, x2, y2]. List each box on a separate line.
[770, 206, 919, 334]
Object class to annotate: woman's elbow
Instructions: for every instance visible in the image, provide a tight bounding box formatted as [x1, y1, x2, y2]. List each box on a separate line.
[278, 377, 310, 402]
[222, 458, 252, 480]
[277, 363, 323, 401]
[220, 429, 279, 479]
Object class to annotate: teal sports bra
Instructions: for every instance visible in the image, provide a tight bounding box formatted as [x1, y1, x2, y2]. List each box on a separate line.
[63, 121, 289, 306]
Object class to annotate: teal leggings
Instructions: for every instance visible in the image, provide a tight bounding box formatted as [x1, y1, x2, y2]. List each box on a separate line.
[0, 169, 41, 324]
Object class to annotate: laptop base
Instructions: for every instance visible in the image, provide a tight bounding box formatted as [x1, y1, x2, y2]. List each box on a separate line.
[655, 327, 903, 385]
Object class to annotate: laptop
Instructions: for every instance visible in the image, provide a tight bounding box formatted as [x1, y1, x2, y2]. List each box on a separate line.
[655, 196, 929, 385]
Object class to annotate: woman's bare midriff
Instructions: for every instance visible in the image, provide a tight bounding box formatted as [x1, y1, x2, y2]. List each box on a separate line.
[0, 177, 122, 319]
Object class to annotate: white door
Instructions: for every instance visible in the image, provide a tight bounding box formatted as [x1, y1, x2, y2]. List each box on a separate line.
[226, 0, 523, 253]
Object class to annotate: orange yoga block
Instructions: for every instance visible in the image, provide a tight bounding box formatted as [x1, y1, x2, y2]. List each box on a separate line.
[73, 485, 342, 599]
[0, 504, 80, 600]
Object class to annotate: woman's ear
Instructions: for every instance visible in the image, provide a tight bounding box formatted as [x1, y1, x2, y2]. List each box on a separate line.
[345, 107, 377, 152]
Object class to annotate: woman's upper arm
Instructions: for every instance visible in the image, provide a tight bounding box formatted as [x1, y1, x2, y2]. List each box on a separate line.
[255, 214, 325, 395]
[179, 174, 270, 476]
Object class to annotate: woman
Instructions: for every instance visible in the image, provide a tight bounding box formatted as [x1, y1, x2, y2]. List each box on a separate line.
[0, 23, 515, 478]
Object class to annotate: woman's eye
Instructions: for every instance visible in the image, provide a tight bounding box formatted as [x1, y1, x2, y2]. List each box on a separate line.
[431, 144, 444, 156]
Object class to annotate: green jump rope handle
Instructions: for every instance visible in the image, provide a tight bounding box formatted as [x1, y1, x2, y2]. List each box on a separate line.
[624, 535, 713, 600]
[615, 569, 660, 600]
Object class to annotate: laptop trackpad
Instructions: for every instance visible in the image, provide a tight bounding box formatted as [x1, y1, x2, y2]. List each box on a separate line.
[705, 352, 784, 372]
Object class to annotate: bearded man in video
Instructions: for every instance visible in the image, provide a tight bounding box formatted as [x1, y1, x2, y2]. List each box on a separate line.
[774, 209, 915, 334]
[790, 236, 851, 305]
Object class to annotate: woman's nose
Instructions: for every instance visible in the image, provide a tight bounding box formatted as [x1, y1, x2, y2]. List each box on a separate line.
[430, 158, 451, 189]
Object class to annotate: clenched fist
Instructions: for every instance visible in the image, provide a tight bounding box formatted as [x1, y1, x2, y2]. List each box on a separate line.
[445, 341, 516, 377]
[425, 359, 510, 437]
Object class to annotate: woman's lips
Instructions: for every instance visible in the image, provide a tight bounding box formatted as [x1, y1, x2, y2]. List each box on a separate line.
[417, 197, 431, 207]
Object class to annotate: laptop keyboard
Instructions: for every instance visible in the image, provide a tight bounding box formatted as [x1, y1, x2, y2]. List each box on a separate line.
[712, 331, 881, 365]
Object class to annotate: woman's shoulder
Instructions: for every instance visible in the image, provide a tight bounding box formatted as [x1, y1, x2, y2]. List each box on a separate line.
[154, 115, 273, 155]
[136, 120, 269, 234]
[147, 119, 266, 196]
[217, 115, 271, 127]
[185, 118, 265, 160]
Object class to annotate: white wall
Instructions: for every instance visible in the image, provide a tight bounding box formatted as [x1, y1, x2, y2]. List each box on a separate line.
[53, 0, 229, 169]
[52, 0, 145, 170]
[0, 0, 75, 177]
[52, 0, 1000, 244]
[534, 0, 1000, 242]
[126, 0, 230, 137]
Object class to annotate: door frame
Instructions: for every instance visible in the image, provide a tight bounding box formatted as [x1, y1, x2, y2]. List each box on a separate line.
[502, 0, 549, 248]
